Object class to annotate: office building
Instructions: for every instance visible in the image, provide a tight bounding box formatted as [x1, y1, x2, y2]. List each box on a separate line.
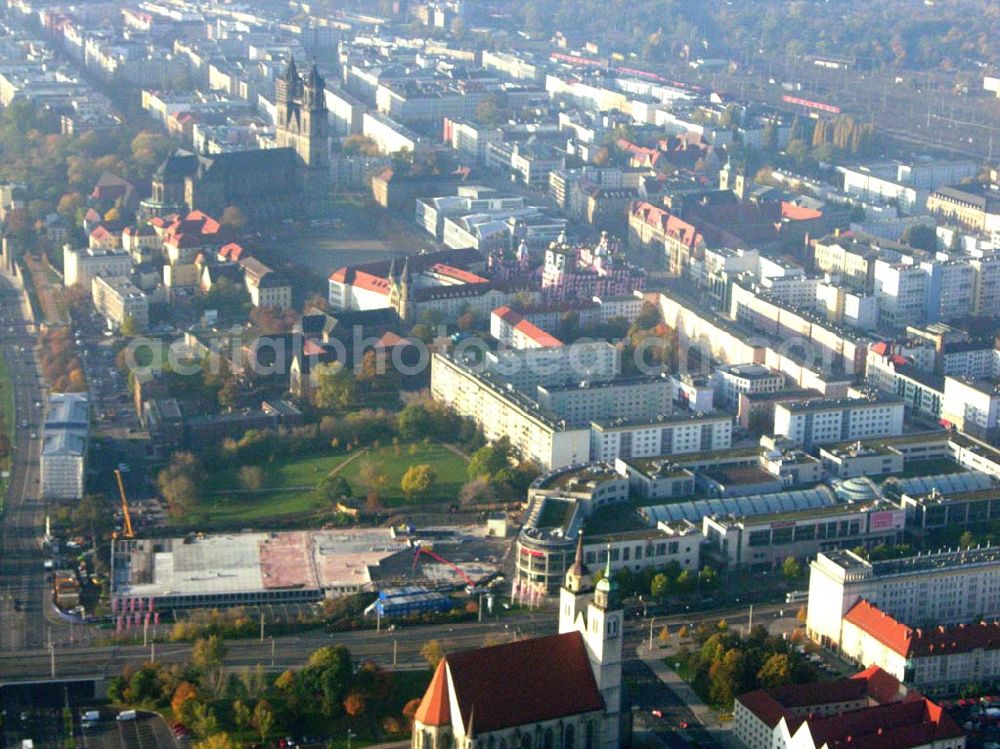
[773, 397, 905, 449]
[91, 275, 149, 330]
[806, 547, 1000, 651]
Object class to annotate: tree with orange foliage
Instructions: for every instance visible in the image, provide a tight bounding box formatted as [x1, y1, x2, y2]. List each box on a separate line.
[343, 692, 367, 718]
[402, 698, 422, 726]
[172, 681, 199, 719]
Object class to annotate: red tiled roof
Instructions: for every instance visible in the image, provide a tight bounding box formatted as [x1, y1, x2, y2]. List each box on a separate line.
[491, 306, 562, 348]
[429, 263, 488, 284]
[852, 665, 905, 706]
[90, 224, 113, 240]
[844, 599, 914, 657]
[376, 331, 406, 348]
[218, 242, 245, 261]
[739, 667, 961, 749]
[444, 631, 604, 733]
[782, 202, 823, 221]
[809, 698, 965, 749]
[849, 601, 1000, 658]
[870, 342, 890, 357]
[352, 270, 390, 295]
[415, 660, 451, 727]
[737, 691, 798, 730]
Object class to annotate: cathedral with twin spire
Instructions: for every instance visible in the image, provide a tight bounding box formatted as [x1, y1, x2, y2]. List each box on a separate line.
[410, 533, 630, 749]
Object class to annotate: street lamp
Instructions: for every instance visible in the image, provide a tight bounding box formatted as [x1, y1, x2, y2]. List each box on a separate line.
[347, 729, 357, 749]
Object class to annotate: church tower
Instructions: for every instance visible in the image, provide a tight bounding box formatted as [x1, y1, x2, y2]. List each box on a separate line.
[586, 550, 624, 749]
[560, 540, 625, 749]
[274, 57, 330, 199]
[560, 531, 592, 635]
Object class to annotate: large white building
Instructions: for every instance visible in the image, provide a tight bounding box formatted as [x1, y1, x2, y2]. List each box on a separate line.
[806, 547, 1000, 652]
[63, 244, 131, 288]
[840, 598, 1000, 693]
[702, 501, 905, 571]
[874, 260, 929, 329]
[589, 412, 732, 462]
[430, 352, 591, 469]
[941, 376, 1000, 442]
[773, 396, 905, 449]
[712, 363, 785, 408]
[91, 275, 149, 331]
[40, 393, 89, 500]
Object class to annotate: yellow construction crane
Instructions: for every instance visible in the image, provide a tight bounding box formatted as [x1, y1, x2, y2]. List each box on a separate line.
[114, 469, 135, 539]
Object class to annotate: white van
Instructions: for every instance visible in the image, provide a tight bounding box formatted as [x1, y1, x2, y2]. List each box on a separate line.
[83, 711, 100, 723]
[116, 710, 137, 722]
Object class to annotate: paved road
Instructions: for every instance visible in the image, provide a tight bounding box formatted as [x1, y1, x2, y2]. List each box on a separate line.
[0, 599, 789, 683]
[0, 273, 50, 653]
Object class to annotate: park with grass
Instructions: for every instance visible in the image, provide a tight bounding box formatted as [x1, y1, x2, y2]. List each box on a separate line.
[183, 441, 470, 529]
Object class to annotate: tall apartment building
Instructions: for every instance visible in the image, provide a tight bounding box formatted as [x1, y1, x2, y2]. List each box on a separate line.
[430, 353, 591, 469]
[63, 244, 131, 288]
[536, 377, 674, 427]
[589, 412, 732, 462]
[941, 376, 1000, 441]
[806, 547, 1000, 651]
[874, 260, 928, 329]
[40, 393, 89, 500]
[924, 259, 974, 321]
[812, 236, 877, 290]
[712, 364, 785, 407]
[773, 396, 905, 448]
[91, 275, 149, 331]
[970, 253, 1000, 316]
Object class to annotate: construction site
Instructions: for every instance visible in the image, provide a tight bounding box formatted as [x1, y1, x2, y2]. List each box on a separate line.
[109, 523, 509, 614]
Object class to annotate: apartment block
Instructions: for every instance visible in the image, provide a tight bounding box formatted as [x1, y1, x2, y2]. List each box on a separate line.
[807, 547, 1000, 651]
[773, 396, 905, 448]
[430, 353, 591, 469]
[63, 244, 131, 288]
[91, 275, 149, 331]
[589, 412, 732, 462]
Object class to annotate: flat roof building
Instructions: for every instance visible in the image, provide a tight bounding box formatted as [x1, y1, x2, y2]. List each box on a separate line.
[110, 529, 410, 612]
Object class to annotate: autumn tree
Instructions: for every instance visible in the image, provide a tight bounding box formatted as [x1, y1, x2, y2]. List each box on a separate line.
[157, 452, 204, 516]
[192, 635, 227, 673]
[402, 698, 422, 726]
[421, 639, 445, 668]
[782, 556, 802, 580]
[756, 653, 793, 688]
[232, 700, 252, 731]
[313, 363, 358, 410]
[357, 460, 389, 506]
[237, 465, 264, 492]
[401, 463, 437, 502]
[171, 681, 199, 717]
[194, 735, 238, 749]
[252, 701, 275, 742]
[344, 692, 367, 718]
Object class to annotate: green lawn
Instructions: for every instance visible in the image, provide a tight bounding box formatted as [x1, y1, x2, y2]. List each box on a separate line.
[182, 442, 469, 529]
[335, 442, 469, 507]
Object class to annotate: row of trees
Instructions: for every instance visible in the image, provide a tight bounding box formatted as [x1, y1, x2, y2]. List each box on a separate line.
[678, 623, 816, 708]
[0, 98, 176, 254]
[39, 327, 87, 392]
[108, 639, 420, 749]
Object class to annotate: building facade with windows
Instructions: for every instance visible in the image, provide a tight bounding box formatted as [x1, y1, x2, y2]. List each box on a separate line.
[806, 547, 1000, 652]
